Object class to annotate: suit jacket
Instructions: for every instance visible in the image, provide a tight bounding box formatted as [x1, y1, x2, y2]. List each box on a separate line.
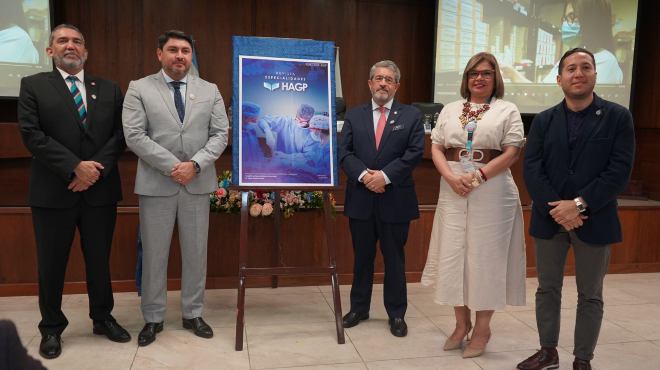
[339, 100, 425, 222]
[18, 70, 125, 208]
[122, 72, 228, 196]
[523, 94, 635, 245]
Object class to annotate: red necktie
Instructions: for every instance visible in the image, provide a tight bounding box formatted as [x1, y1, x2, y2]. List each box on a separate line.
[375, 106, 386, 149]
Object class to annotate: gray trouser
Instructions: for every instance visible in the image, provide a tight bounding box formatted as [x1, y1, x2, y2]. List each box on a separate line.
[139, 189, 210, 323]
[534, 230, 611, 361]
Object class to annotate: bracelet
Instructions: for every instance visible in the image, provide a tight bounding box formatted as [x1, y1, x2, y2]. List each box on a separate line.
[471, 170, 485, 188]
[478, 168, 487, 182]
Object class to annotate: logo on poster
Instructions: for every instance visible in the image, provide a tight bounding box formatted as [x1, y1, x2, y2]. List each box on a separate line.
[263, 81, 308, 92]
[263, 82, 280, 91]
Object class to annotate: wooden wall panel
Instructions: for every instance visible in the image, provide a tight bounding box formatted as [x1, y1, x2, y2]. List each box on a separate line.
[634, 129, 660, 199]
[630, 0, 660, 129]
[2, 205, 659, 296]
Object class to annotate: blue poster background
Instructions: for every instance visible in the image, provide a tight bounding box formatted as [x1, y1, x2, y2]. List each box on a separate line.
[232, 36, 337, 187]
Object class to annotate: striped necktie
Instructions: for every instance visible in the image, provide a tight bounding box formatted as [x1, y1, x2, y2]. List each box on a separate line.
[66, 75, 87, 128]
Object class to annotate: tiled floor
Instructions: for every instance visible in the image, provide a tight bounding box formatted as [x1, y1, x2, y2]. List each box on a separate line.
[2, 273, 660, 369]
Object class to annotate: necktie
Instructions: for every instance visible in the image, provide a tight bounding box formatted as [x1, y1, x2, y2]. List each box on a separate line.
[170, 81, 185, 124]
[375, 106, 387, 149]
[66, 76, 87, 128]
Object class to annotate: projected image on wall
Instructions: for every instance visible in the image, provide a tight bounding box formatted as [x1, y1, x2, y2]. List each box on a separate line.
[433, 0, 638, 113]
[0, 0, 51, 98]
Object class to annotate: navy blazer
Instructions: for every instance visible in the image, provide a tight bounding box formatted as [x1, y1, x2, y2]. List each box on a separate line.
[523, 94, 635, 245]
[339, 100, 425, 223]
[18, 70, 125, 208]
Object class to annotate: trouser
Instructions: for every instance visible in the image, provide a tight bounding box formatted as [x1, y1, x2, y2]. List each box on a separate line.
[32, 203, 117, 336]
[139, 189, 210, 323]
[348, 217, 409, 319]
[534, 229, 611, 361]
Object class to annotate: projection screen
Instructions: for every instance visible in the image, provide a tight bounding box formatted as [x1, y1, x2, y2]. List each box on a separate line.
[433, 0, 639, 113]
[0, 0, 52, 98]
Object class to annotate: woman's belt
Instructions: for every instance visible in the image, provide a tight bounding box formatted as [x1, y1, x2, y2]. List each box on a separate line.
[444, 147, 502, 163]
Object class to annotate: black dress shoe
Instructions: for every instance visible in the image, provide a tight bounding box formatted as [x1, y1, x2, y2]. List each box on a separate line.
[389, 317, 408, 337]
[93, 320, 131, 343]
[39, 334, 62, 359]
[573, 358, 592, 370]
[182, 317, 213, 338]
[138, 322, 163, 347]
[342, 311, 369, 328]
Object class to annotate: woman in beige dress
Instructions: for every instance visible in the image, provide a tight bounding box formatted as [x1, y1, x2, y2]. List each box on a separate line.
[421, 52, 526, 358]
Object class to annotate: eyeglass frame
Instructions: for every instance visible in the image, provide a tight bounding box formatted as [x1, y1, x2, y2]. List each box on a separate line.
[372, 75, 398, 84]
[467, 70, 496, 80]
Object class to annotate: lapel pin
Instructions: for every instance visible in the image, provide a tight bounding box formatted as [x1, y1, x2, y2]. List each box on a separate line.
[189, 94, 196, 100]
[596, 109, 601, 115]
[91, 94, 97, 100]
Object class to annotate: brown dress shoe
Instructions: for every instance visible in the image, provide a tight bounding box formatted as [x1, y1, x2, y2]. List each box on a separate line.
[573, 358, 592, 370]
[517, 347, 559, 370]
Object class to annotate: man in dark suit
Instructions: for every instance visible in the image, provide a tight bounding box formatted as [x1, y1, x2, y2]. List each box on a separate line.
[339, 60, 425, 337]
[18, 24, 130, 359]
[518, 48, 635, 370]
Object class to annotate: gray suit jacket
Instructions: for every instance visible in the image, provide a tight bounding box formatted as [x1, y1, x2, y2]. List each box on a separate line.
[122, 72, 228, 196]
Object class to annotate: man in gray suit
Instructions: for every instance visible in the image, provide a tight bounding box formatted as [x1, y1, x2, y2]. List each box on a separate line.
[122, 30, 228, 346]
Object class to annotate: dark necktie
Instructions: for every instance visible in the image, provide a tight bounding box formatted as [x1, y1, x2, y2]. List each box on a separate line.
[66, 75, 87, 128]
[170, 81, 185, 124]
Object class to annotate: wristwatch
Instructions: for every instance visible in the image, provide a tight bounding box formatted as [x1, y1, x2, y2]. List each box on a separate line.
[190, 160, 201, 174]
[574, 197, 587, 213]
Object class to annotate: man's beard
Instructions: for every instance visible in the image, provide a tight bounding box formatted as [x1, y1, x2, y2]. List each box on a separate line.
[54, 54, 86, 71]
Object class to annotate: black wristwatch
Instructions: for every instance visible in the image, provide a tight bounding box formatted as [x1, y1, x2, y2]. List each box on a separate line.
[190, 160, 201, 174]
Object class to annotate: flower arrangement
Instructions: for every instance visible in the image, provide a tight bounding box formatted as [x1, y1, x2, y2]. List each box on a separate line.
[210, 171, 336, 218]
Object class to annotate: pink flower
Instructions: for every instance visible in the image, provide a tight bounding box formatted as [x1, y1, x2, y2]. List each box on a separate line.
[249, 203, 262, 217]
[261, 202, 273, 216]
[216, 188, 227, 198]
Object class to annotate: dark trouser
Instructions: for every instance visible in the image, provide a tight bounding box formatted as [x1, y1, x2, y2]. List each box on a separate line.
[534, 230, 611, 361]
[348, 217, 409, 319]
[31, 203, 117, 336]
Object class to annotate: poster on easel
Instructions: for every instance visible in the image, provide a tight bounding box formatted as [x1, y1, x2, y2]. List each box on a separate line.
[232, 36, 337, 187]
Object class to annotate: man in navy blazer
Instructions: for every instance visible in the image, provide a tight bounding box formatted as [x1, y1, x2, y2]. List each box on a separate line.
[339, 60, 425, 337]
[518, 48, 634, 370]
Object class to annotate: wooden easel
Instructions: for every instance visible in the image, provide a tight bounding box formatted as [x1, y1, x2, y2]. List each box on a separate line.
[233, 188, 345, 351]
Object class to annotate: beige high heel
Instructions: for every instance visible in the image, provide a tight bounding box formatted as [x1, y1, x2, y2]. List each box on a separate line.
[462, 331, 491, 358]
[443, 322, 472, 351]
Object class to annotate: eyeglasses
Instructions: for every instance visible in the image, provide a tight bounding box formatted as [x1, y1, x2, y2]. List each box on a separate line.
[372, 75, 396, 84]
[467, 70, 495, 80]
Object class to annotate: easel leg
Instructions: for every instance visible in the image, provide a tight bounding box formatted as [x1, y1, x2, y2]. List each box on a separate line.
[235, 275, 246, 351]
[235, 191, 250, 351]
[323, 191, 345, 344]
[331, 272, 345, 344]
